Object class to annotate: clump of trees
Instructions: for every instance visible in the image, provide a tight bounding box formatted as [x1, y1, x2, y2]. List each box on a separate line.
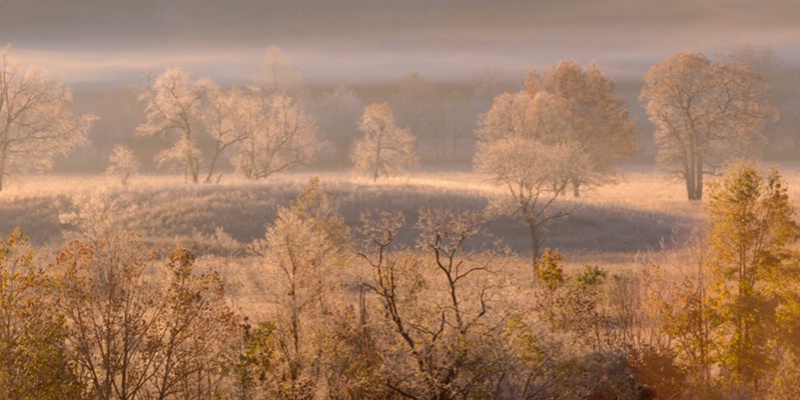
[3, 164, 800, 398]
[475, 61, 638, 261]
[644, 162, 800, 398]
[137, 66, 320, 184]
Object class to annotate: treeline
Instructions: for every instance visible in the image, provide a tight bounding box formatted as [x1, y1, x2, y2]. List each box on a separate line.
[4, 43, 798, 206]
[3, 164, 800, 399]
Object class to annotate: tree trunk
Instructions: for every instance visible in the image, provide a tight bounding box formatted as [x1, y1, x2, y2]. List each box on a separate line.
[572, 179, 581, 198]
[190, 157, 199, 184]
[695, 159, 704, 199]
[685, 157, 704, 201]
[528, 219, 540, 266]
[204, 149, 222, 183]
[687, 158, 703, 200]
[0, 151, 5, 192]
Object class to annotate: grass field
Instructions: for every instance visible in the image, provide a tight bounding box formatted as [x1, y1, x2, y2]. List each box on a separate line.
[6, 161, 800, 271]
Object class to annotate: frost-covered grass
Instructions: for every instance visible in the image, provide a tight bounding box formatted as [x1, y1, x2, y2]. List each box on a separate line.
[10, 162, 800, 269]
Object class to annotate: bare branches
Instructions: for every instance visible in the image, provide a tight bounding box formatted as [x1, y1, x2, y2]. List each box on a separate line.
[641, 53, 777, 200]
[351, 103, 419, 181]
[0, 46, 94, 191]
[355, 208, 510, 399]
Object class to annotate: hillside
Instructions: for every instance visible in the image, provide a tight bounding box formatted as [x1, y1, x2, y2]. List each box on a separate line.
[0, 165, 704, 266]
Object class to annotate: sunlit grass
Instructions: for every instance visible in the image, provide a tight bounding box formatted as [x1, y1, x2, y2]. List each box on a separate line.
[7, 161, 800, 271]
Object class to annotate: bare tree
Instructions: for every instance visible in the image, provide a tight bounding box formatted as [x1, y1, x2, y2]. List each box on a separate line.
[0, 45, 94, 191]
[105, 145, 140, 186]
[58, 236, 162, 400]
[475, 137, 591, 262]
[351, 103, 419, 181]
[247, 178, 350, 398]
[200, 83, 251, 183]
[354, 208, 515, 400]
[231, 93, 319, 180]
[640, 53, 777, 200]
[137, 67, 208, 183]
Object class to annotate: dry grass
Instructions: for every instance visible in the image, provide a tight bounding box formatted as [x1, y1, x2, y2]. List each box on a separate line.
[10, 162, 800, 315]
[9, 162, 800, 270]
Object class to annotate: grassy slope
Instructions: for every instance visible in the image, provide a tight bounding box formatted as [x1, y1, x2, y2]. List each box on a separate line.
[0, 164, 722, 268]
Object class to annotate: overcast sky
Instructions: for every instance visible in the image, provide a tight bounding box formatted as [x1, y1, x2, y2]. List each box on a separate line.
[2, 0, 799, 87]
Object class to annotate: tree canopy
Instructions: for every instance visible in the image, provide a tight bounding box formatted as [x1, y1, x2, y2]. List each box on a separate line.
[0, 45, 94, 191]
[640, 53, 777, 200]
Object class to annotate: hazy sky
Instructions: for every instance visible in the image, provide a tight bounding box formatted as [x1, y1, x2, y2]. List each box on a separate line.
[2, 0, 799, 87]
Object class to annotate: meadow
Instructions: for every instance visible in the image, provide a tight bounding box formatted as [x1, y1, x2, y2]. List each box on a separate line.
[0, 162, 720, 265]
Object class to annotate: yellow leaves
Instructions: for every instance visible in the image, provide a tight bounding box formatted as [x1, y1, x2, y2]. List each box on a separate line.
[534, 248, 565, 291]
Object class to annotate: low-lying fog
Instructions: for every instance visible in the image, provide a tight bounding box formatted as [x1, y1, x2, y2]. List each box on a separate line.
[3, 0, 799, 87]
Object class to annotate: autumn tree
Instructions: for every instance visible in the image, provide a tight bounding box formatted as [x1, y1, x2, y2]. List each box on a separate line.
[0, 45, 94, 191]
[640, 53, 777, 200]
[57, 235, 161, 400]
[705, 163, 799, 391]
[642, 241, 714, 398]
[0, 228, 80, 399]
[232, 93, 319, 180]
[147, 248, 238, 399]
[137, 67, 208, 183]
[523, 61, 638, 196]
[351, 102, 419, 181]
[105, 145, 140, 186]
[57, 235, 237, 400]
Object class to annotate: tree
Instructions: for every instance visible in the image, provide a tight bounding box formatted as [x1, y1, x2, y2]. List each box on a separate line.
[57, 235, 161, 400]
[354, 208, 514, 399]
[105, 145, 140, 186]
[0, 45, 94, 191]
[231, 93, 319, 180]
[642, 242, 715, 397]
[313, 85, 364, 165]
[723, 44, 800, 156]
[259, 45, 303, 96]
[393, 72, 447, 161]
[57, 235, 237, 400]
[705, 163, 799, 390]
[523, 61, 638, 196]
[0, 228, 81, 399]
[351, 103, 419, 181]
[148, 249, 238, 400]
[200, 83, 251, 183]
[475, 132, 592, 262]
[640, 53, 777, 200]
[247, 178, 350, 398]
[137, 67, 208, 183]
